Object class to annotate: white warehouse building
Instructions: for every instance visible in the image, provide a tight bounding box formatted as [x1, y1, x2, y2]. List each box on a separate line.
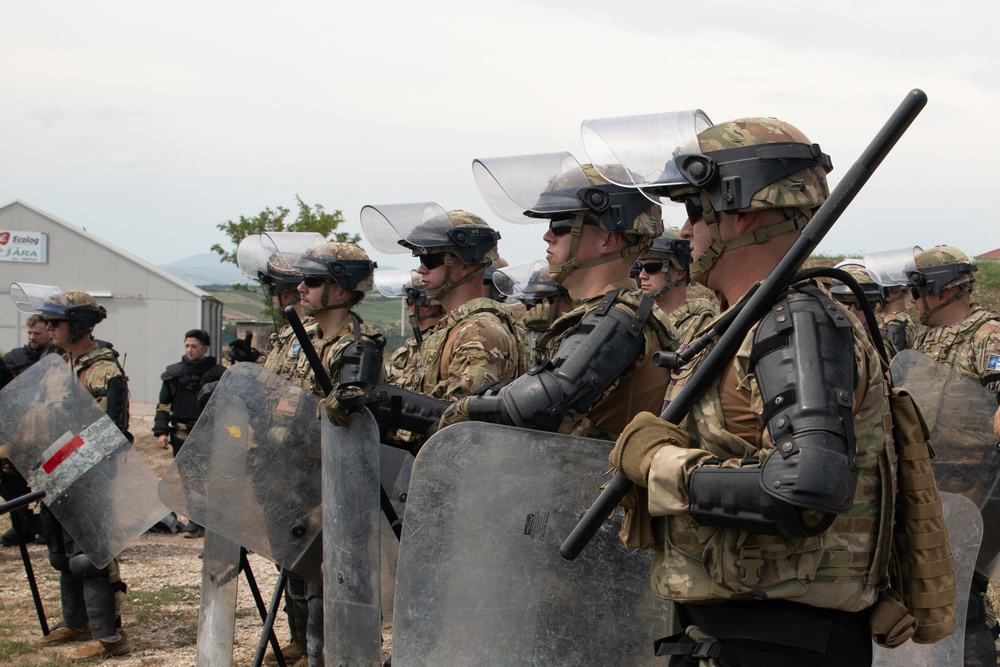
[0, 200, 224, 404]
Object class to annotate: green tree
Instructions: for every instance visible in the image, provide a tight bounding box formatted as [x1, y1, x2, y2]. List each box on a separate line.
[211, 195, 362, 327]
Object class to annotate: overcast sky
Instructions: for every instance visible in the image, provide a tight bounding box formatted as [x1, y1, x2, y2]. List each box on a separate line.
[2, 1, 997, 273]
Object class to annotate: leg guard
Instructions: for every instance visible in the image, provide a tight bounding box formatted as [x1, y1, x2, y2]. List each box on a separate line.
[286, 572, 309, 648]
[83, 577, 118, 641]
[689, 289, 857, 537]
[467, 291, 652, 430]
[60, 571, 89, 630]
[305, 580, 324, 666]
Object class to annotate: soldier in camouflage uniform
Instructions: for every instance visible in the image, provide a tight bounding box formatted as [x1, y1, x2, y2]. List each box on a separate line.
[491, 259, 573, 367]
[441, 153, 678, 446]
[35, 290, 131, 662]
[236, 234, 318, 665]
[827, 260, 903, 358]
[864, 247, 922, 355]
[604, 116, 894, 665]
[385, 209, 524, 403]
[909, 245, 1000, 666]
[634, 229, 717, 350]
[277, 236, 384, 667]
[385, 274, 445, 385]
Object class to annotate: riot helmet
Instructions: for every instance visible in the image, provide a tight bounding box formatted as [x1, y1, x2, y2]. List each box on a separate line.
[473, 151, 662, 284]
[582, 113, 831, 286]
[237, 234, 303, 300]
[829, 260, 884, 309]
[863, 246, 922, 304]
[633, 228, 693, 299]
[39, 290, 107, 343]
[492, 258, 569, 307]
[908, 245, 978, 324]
[360, 202, 500, 301]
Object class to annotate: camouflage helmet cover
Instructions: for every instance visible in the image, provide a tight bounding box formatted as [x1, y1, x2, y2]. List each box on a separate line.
[680, 117, 832, 214]
[298, 241, 377, 292]
[829, 262, 883, 303]
[39, 290, 107, 332]
[909, 245, 977, 295]
[640, 228, 692, 271]
[401, 210, 500, 265]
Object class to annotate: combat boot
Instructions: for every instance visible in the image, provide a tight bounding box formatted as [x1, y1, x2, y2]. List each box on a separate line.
[68, 632, 129, 661]
[265, 638, 302, 664]
[38, 624, 91, 646]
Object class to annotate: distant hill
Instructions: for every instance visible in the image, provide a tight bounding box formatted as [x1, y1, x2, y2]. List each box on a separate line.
[158, 253, 251, 287]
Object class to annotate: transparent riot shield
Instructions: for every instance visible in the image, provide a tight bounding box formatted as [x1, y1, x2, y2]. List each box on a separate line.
[392, 423, 674, 666]
[158, 363, 323, 581]
[890, 350, 1000, 578]
[323, 408, 382, 666]
[872, 492, 982, 666]
[196, 530, 242, 667]
[0, 354, 168, 568]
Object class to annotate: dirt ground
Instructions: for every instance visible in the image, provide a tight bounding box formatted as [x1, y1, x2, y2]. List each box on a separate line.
[0, 405, 323, 667]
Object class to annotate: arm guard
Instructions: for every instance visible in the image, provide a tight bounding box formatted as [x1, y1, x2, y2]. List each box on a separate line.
[688, 290, 857, 537]
[340, 384, 449, 444]
[105, 374, 131, 438]
[335, 336, 383, 391]
[465, 293, 651, 431]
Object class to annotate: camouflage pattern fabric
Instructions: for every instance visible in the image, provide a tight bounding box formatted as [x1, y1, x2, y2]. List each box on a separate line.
[696, 118, 830, 212]
[634, 284, 893, 611]
[533, 281, 678, 440]
[668, 297, 717, 350]
[912, 305, 1000, 396]
[263, 318, 320, 382]
[393, 297, 524, 402]
[876, 310, 918, 360]
[283, 317, 385, 396]
[70, 344, 130, 431]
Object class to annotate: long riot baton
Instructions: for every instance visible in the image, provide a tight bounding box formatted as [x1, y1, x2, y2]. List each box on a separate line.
[0, 468, 49, 634]
[283, 306, 403, 539]
[561, 88, 929, 560]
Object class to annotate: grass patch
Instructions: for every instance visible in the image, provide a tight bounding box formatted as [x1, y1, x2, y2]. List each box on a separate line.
[0, 638, 35, 662]
[129, 585, 200, 626]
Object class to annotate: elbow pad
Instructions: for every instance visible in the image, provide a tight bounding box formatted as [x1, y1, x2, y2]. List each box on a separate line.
[467, 293, 651, 430]
[689, 291, 857, 537]
[337, 337, 383, 391]
[105, 375, 131, 439]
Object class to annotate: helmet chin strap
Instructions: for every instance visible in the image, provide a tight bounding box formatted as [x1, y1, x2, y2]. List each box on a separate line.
[303, 279, 352, 316]
[424, 254, 486, 301]
[649, 275, 687, 300]
[548, 214, 644, 285]
[689, 193, 812, 287]
[916, 284, 971, 325]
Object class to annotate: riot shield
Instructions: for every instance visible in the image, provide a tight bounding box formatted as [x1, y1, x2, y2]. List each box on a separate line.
[872, 492, 982, 666]
[392, 423, 674, 666]
[379, 443, 414, 621]
[158, 363, 324, 581]
[322, 408, 382, 666]
[890, 350, 1000, 577]
[196, 530, 242, 667]
[0, 354, 167, 568]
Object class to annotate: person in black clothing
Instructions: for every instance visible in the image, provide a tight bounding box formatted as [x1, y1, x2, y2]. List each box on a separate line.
[153, 329, 226, 537]
[1, 314, 55, 547]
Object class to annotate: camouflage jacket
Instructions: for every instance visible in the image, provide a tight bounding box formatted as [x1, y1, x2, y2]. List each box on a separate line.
[263, 317, 320, 382]
[668, 297, 717, 350]
[393, 297, 525, 402]
[643, 282, 893, 611]
[536, 282, 678, 440]
[912, 304, 1000, 395]
[386, 325, 433, 386]
[69, 343, 131, 436]
[284, 313, 385, 397]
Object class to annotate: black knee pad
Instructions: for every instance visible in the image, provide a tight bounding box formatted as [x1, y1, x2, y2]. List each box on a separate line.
[68, 553, 105, 580]
[48, 551, 71, 572]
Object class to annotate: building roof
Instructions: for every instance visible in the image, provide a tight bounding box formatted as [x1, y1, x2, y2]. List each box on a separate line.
[975, 247, 1000, 260]
[0, 199, 220, 303]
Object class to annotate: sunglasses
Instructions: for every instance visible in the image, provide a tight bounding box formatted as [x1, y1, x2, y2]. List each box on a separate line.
[301, 275, 329, 288]
[633, 261, 665, 276]
[419, 253, 446, 270]
[683, 196, 704, 223]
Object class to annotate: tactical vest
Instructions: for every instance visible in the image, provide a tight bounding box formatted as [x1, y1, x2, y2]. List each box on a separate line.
[670, 297, 717, 350]
[396, 297, 526, 400]
[264, 318, 319, 382]
[161, 357, 225, 424]
[652, 288, 893, 612]
[538, 288, 677, 440]
[72, 345, 131, 438]
[286, 313, 385, 396]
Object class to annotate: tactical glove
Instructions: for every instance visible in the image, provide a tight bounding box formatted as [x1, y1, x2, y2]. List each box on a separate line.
[324, 386, 366, 427]
[436, 396, 472, 430]
[226, 332, 263, 364]
[609, 411, 689, 488]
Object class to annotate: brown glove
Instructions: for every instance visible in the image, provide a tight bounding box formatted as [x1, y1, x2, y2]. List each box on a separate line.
[436, 396, 472, 431]
[324, 386, 366, 427]
[609, 411, 689, 487]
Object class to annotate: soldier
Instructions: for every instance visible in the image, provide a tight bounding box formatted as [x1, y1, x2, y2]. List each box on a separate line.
[36, 290, 130, 661]
[602, 115, 894, 664]
[236, 234, 323, 666]
[1, 313, 55, 546]
[384, 273, 445, 386]
[827, 260, 899, 357]
[442, 153, 677, 449]
[491, 259, 572, 367]
[908, 244, 1000, 666]
[360, 204, 524, 406]
[633, 229, 716, 349]
[865, 246, 922, 354]
[271, 234, 384, 667]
